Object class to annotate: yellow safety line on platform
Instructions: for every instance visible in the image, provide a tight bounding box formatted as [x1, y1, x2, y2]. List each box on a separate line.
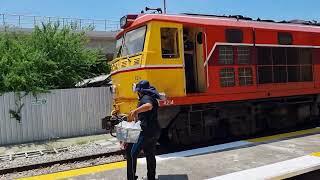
[246, 128, 320, 143]
[18, 161, 126, 180]
[311, 152, 320, 157]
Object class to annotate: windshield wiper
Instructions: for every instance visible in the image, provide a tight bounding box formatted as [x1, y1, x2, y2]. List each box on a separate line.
[122, 37, 131, 62]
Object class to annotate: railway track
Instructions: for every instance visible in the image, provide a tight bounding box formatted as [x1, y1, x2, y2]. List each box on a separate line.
[0, 150, 123, 175]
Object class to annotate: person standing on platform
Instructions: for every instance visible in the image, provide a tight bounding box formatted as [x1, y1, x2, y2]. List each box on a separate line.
[126, 80, 161, 180]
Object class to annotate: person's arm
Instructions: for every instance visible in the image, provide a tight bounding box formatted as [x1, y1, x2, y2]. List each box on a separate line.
[129, 103, 153, 121]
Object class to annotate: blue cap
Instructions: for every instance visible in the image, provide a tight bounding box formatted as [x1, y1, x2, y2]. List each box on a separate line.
[135, 80, 150, 92]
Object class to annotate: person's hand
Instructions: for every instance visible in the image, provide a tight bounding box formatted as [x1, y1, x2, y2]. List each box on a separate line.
[120, 141, 128, 150]
[129, 109, 138, 122]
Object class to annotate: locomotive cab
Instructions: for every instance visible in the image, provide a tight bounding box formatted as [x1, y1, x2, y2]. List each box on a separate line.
[111, 17, 207, 115]
[111, 20, 184, 114]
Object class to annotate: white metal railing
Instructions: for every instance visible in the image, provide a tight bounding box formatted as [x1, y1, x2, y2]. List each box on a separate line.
[0, 13, 120, 31]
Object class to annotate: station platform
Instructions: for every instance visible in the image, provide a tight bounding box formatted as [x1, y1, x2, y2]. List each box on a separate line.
[21, 128, 320, 180]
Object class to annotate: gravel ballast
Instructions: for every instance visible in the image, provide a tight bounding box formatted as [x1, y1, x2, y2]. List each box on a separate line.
[0, 142, 123, 179]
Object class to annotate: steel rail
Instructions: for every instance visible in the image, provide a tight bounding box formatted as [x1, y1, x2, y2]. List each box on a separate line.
[0, 149, 123, 175]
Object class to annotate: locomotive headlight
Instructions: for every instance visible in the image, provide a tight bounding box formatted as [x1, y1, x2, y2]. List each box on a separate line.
[120, 14, 138, 29]
[120, 16, 127, 29]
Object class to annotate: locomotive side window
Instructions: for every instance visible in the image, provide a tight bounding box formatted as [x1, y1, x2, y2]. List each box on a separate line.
[287, 48, 299, 65]
[238, 47, 251, 64]
[258, 47, 272, 65]
[287, 48, 312, 82]
[258, 66, 273, 84]
[161, 28, 180, 58]
[273, 66, 287, 83]
[272, 47, 287, 83]
[257, 47, 313, 84]
[299, 48, 312, 64]
[239, 67, 253, 86]
[301, 66, 313, 81]
[218, 46, 234, 64]
[272, 47, 286, 65]
[257, 47, 273, 84]
[220, 68, 235, 87]
[288, 66, 300, 82]
[287, 48, 300, 82]
[278, 32, 293, 45]
[299, 48, 312, 81]
[226, 29, 243, 43]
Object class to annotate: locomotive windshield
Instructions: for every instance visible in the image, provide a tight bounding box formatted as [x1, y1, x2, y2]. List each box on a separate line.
[114, 26, 147, 58]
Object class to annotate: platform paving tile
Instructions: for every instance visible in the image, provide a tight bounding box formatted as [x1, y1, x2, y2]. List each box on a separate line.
[70, 134, 320, 180]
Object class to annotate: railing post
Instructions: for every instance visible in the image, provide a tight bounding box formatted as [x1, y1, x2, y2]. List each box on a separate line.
[18, 15, 21, 27]
[79, 19, 82, 30]
[92, 20, 95, 30]
[57, 17, 60, 26]
[104, 20, 107, 31]
[2, 14, 5, 26]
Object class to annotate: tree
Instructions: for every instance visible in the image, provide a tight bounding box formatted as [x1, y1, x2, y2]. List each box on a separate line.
[0, 23, 109, 94]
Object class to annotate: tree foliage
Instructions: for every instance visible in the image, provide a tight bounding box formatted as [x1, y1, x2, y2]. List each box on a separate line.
[0, 23, 109, 94]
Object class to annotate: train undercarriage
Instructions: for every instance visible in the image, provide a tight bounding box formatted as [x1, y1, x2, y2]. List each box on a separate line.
[159, 95, 320, 146]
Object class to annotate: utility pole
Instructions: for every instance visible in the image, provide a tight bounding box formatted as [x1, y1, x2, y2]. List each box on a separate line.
[163, 0, 167, 14]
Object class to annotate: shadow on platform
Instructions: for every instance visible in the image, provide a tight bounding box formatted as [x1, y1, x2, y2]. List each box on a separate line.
[158, 174, 189, 180]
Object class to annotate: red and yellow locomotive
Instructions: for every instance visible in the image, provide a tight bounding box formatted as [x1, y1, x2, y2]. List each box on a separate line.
[108, 13, 320, 145]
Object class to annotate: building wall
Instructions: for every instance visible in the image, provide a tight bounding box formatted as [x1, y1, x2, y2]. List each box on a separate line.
[86, 33, 117, 59]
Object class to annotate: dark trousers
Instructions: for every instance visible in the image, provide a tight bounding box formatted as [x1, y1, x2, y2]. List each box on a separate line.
[126, 133, 158, 180]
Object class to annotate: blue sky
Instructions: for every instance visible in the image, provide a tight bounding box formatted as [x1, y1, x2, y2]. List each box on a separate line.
[1, 0, 319, 22]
